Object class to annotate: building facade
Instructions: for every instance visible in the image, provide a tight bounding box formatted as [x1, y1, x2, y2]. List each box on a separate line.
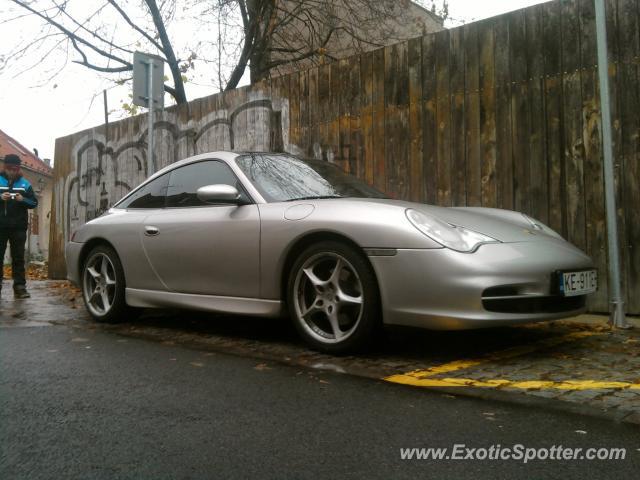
[268, 0, 444, 78]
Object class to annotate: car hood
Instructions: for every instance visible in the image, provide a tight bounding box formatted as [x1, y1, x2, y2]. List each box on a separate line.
[338, 198, 560, 243]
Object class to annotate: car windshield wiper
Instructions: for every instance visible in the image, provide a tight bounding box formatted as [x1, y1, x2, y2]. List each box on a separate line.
[285, 195, 344, 202]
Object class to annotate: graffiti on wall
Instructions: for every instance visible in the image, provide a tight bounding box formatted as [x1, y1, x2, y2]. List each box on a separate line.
[60, 94, 291, 241]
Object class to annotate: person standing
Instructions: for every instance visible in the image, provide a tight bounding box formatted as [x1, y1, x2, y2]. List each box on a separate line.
[1, 154, 38, 299]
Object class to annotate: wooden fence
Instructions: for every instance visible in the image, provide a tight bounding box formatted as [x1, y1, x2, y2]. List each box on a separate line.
[50, 0, 640, 314]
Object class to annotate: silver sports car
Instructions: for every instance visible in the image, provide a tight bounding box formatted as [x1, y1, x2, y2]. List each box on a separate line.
[66, 151, 597, 353]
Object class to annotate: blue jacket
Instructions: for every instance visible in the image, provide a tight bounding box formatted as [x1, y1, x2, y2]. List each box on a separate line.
[0, 172, 38, 231]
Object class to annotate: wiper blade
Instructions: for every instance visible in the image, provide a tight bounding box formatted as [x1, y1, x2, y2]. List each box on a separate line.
[285, 195, 343, 202]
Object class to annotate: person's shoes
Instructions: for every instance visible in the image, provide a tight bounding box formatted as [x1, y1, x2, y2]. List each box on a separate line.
[13, 287, 30, 299]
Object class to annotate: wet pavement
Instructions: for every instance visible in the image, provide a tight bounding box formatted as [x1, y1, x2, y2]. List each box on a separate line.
[2, 280, 640, 424]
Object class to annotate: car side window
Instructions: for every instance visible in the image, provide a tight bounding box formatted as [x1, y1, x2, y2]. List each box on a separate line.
[165, 160, 249, 208]
[117, 173, 169, 209]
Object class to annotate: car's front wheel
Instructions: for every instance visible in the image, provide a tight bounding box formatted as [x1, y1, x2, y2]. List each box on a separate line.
[81, 244, 133, 323]
[287, 241, 381, 354]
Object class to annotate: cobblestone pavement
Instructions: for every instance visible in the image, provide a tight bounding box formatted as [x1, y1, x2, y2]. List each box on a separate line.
[3, 280, 640, 424]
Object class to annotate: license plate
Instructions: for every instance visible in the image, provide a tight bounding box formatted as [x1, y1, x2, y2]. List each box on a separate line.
[559, 270, 598, 297]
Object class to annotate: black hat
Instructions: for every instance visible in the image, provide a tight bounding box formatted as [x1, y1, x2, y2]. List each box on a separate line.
[3, 154, 21, 166]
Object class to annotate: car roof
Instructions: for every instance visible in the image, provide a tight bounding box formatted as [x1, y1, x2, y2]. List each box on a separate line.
[115, 151, 291, 207]
[146, 151, 240, 183]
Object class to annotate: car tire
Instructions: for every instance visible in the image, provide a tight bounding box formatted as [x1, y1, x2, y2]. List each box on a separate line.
[287, 241, 381, 354]
[81, 244, 137, 323]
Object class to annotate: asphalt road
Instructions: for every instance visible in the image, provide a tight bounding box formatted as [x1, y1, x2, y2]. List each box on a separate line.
[1, 323, 639, 480]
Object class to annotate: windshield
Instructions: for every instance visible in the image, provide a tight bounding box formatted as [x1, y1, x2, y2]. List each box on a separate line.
[235, 154, 387, 202]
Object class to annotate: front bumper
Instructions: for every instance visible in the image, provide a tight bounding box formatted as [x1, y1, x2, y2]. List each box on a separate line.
[369, 240, 593, 330]
[65, 240, 83, 286]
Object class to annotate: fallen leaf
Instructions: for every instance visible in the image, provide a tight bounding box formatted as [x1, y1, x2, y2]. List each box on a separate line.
[254, 363, 271, 371]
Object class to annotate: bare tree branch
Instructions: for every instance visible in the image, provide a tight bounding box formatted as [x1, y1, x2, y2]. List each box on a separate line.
[106, 0, 163, 52]
[144, 0, 187, 103]
[9, 0, 131, 68]
[7, 0, 189, 104]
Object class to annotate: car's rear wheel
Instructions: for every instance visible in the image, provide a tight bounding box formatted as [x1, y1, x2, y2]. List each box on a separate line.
[287, 241, 381, 354]
[82, 245, 134, 323]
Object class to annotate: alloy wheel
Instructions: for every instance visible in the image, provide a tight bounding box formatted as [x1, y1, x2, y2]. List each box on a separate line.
[83, 252, 117, 317]
[293, 252, 364, 344]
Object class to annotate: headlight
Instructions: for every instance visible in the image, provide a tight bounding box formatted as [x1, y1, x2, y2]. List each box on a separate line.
[406, 209, 499, 253]
[522, 214, 563, 239]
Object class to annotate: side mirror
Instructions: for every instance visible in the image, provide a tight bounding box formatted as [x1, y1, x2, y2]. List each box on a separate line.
[196, 184, 243, 204]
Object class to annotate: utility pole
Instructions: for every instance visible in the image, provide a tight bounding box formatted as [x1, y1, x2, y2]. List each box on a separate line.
[147, 57, 155, 176]
[594, 0, 629, 329]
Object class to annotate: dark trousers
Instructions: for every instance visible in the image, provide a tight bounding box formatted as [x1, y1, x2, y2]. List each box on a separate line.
[0, 228, 27, 289]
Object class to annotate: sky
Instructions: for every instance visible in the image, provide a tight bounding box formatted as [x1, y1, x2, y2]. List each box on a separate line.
[0, 0, 551, 162]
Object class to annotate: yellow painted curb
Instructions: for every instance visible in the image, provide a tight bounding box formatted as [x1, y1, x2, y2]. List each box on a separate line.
[384, 374, 640, 391]
[383, 330, 636, 391]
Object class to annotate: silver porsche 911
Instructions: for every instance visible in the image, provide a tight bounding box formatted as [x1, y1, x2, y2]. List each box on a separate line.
[66, 151, 597, 353]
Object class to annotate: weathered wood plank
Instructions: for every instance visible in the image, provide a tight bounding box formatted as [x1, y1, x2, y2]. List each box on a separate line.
[384, 41, 410, 200]
[233, 86, 248, 151]
[49, 136, 72, 278]
[561, 0, 587, 251]
[289, 71, 301, 153]
[478, 18, 497, 208]
[408, 36, 424, 202]
[336, 59, 350, 172]
[271, 75, 288, 152]
[509, 9, 531, 214]
[464, 22, 481, 207]
[329, 59, 350, 172]
[494, 15, 513, 210]
[348, 56, 362, 177]
[372, 48, 386, 192]
[308, 66, 320, 159]
[422, 33, 438, 205]
[318, 63, 332, 161]
[617, 0, 640, 312]
[435, 29, 452, 206]
[526, 4, 547, 223]
[542, 0, 564, 235]
[449, 26, 466, 206]
[298, 70, 310, 156]
[360, 51, 375, 185]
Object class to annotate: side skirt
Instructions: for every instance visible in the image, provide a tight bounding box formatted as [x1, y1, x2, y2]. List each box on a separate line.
[125, 288, 282, 317]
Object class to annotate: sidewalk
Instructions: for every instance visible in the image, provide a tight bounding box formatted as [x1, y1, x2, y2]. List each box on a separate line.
[3, 280, 639, 424]
[385, 316, 640, 424]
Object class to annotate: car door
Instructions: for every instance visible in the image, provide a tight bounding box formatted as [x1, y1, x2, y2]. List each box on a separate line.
[140, 159, 261, 297]
[111, 171, 171, 291]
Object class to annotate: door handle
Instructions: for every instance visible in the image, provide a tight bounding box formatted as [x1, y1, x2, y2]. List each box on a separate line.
[144, 225, 160, 236]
